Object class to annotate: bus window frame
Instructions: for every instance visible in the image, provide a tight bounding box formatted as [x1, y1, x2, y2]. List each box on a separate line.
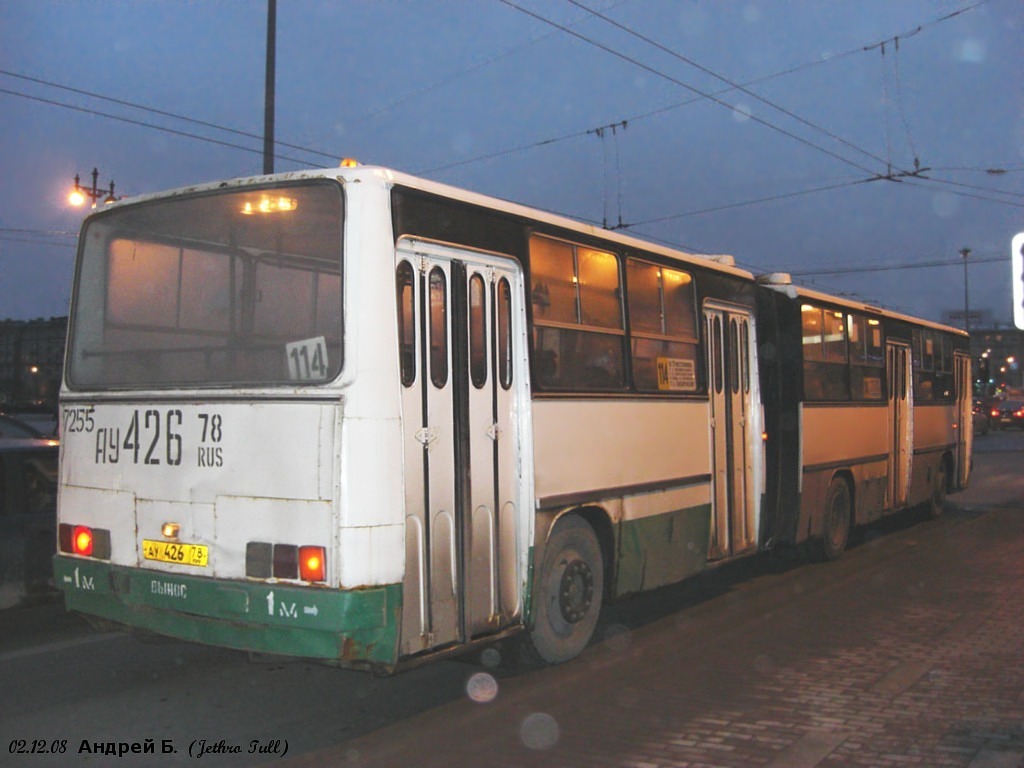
[625, 257, 700, 395]
[66, 179, 345, 391]
[529, 233, 627, 392]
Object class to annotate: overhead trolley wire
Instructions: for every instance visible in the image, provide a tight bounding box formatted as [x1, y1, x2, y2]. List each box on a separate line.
[565, 0, 903, 176]
[1, 0, 1005, 222]
[789, 253, 1006, 277]
[0, 69, 338, 164]
[0, 86, 322, 169]
[497, 0, 884, 179]
[431, 0, 1004, 216]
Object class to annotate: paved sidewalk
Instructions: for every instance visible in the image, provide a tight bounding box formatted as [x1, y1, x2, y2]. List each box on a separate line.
[282, 503, 1024, 768]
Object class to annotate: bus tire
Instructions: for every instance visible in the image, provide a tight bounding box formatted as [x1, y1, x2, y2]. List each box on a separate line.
[820, 477, 851, 561]
[525, 515, 603, 665]
[927, 461, 947, 519]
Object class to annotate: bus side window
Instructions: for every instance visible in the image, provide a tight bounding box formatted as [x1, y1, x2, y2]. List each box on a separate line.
[396, 261, 416, 387]
[913, 329, 936, 402]
[469, 273, 487, 389]
[802, 305, 850, 400]
[429, 267, 448, 388]
[497, 278, 513, 390]
[626, 259, 699, 393]
[848, 314, 884, 400]
[529, 234, 625, 391]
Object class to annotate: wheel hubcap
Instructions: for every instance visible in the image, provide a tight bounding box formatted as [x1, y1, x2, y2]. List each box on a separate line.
[558, 558, 594, 624]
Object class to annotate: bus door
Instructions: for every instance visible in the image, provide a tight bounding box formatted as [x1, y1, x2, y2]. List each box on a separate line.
[704, 304, 758, 560]
[396, 241, 524, 656]
[886, 342, 912, 507]
[954, 351, 972, 487]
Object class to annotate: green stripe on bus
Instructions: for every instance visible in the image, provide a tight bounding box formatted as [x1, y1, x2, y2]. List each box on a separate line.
[615, 505, 711, 596]
[54, 556, 401, 667]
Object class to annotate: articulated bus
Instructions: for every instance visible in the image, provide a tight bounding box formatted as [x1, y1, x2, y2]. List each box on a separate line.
[54, 165, 972, 672]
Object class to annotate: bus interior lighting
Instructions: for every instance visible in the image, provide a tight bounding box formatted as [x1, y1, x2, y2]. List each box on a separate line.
[240, 196, 297, 215]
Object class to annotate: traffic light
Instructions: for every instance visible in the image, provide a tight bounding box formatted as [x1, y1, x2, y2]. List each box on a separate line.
[1014, 233, 1024, 330]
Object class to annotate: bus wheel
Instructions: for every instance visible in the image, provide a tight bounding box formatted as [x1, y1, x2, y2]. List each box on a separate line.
[927, 462, 947, 519]
[526, 515, 603, 665]
[820, 478, 851, 561]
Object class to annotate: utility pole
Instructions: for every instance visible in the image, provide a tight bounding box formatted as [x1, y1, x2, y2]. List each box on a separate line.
[960, 247, 971, 339]
[263, 0, 277, 175]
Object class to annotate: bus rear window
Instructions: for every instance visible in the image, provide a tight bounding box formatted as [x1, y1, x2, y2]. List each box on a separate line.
[67, 181, 344, 389]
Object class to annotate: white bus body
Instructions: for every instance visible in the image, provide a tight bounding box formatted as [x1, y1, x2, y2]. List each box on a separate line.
[55, 166, 967, 671]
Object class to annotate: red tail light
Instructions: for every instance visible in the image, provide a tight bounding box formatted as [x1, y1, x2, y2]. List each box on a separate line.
[73, 526, 94, 556]
[299, 546, 326, 582]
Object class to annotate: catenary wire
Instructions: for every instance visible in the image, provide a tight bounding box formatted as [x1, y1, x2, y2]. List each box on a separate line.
[0, 87, 322, 169]
[497, 0, 886, 178]
[565, 0, 904, 175]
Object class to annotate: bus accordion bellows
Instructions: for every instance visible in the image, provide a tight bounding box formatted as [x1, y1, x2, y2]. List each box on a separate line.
[54, 165, 972, 672]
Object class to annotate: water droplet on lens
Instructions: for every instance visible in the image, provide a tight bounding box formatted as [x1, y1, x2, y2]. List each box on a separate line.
[520, 712, 560, 750]
[732, 103, 753, 123]
[466, 672, 499, 703]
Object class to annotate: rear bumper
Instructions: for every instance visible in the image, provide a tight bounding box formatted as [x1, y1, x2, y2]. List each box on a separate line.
[54, 555, 401, 670]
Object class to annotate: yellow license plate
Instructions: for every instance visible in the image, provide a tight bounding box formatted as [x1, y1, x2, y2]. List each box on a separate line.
[142, 540, 209, 567]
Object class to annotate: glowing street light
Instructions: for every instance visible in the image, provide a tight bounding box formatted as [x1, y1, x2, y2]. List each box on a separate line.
[69, 168, 119, 208]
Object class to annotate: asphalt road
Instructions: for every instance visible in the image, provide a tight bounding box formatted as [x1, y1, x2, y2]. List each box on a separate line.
[2, 428, 1022, 768]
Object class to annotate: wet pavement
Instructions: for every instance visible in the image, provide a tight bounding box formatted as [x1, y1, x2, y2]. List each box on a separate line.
[280, 491, 1024, 768]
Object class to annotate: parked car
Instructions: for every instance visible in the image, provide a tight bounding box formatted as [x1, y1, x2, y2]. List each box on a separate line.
[0, 414, 45, 440]
[0, 408, 58, 439]
[0, 438, 59, 608]
[992, 400, 1024, 430]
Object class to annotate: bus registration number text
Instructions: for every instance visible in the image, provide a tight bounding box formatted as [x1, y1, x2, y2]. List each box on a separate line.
[87, 409, 225, 467]
[142, 539, 209, 567]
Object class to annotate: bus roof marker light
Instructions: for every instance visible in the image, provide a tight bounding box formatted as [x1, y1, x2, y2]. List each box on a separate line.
[339, 158, 359, 168]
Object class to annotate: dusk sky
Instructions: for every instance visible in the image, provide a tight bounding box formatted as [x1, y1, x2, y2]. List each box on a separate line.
[1, 0, 1020, 326]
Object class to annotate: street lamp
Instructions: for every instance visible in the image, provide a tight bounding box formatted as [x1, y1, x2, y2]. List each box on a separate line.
[69, 168, 119, 208]
[960, 247, 971, 338]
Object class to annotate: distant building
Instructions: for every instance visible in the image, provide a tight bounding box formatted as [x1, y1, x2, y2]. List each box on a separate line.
[0, 317, 67, 409]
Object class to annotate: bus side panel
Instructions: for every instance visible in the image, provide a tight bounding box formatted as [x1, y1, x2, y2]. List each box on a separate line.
[908, 403, 956, 506]
[800, 404, 889, 537]
[532, 399, 713, 597]
[617, 490, 710, 596]
[531, 400, 710, 502]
